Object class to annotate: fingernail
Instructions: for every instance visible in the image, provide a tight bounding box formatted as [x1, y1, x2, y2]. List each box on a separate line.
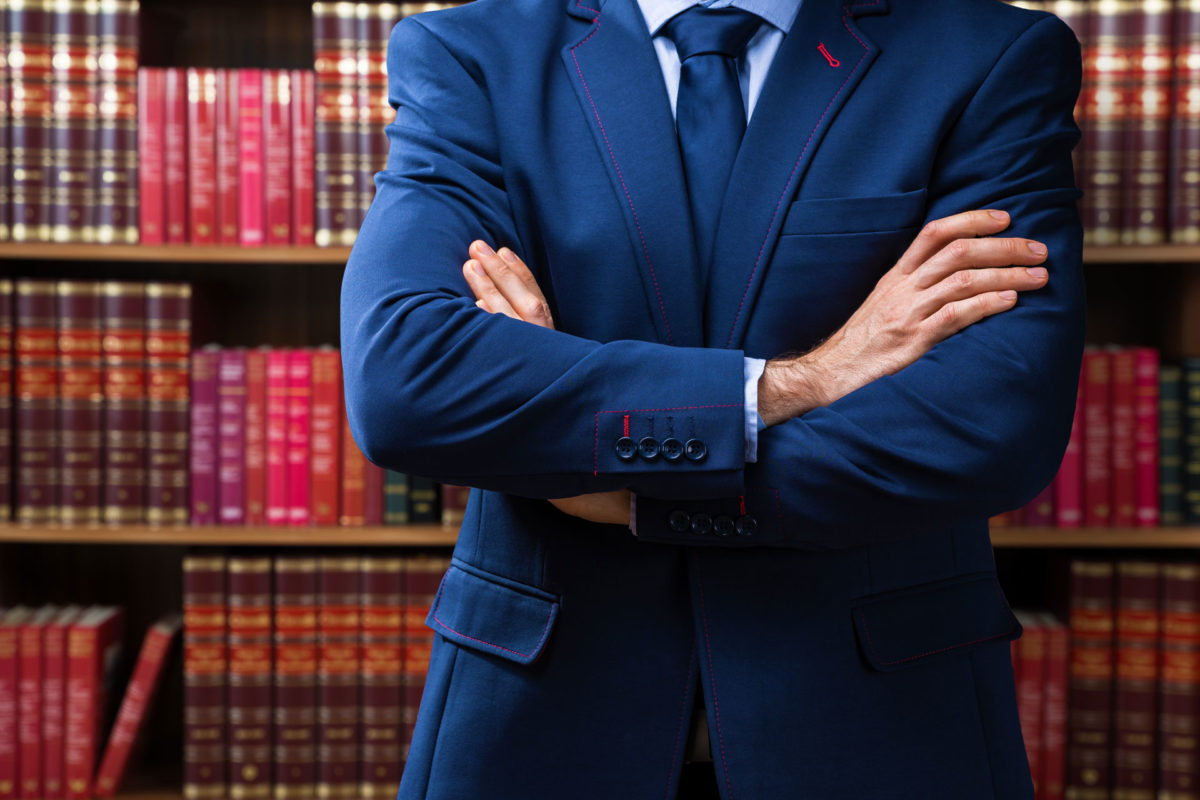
[989, 210, 1008, 221]
[469, 260, 485, 277]
[474, 241, 494, 257]
[499, 247, 518, 264]
[1027, 241, 1047, 255]
[1026, 267, 1048, 280]
[999, 290, 1017, 301]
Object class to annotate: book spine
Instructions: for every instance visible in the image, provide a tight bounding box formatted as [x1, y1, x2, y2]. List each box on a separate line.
[340, 387, 366, 526]
[1162, 364, 1185, 525]
[0, 617, 17, 800]
[410, 478, 439, 524]
[440, 484, 467, 528]
[164, 68, 189, 243]
[357, 5, 398, 223]
[403, 556, 449, 760]
[0, 2, 9, 242]
[1084, 348, 1113, 527]
[1042, 617, 1070, 800]
[1057, 365, 1086, 528]
[1133, 348, 1159, 527]
[41, 614, 74, 800]
[318, 557, 361, 800]
[1081, 0, 1131, 245]
[360, 556, 404, 799]
[287, 349, 312, 526]
[184, 555, 228, 800]
[1066, 559, 1116, 800]
[145, 283, 192, 526]
[8, 1, 52, 242]
[384, 472, 408, 525]
[228, 557, 273, 800]
[57, 281, 103, 525]
[1014, 614, 1045, 794]
[218, 349, 248, 525]
[94, 0, 140, 245]
[187, 68, 218, 245]
[1111, 347, 1137, 527]
[189, 347, 219, 526]
[1159, 562, 1200, 797]
[63, 624, 98, 800]
[266, 349, 289, 526]
[310, 348, 341, 525]
[263, 70, 292, 246]
[238, 68, 266, 247]
[17, 620, 43, 800]
[313, 3, 360, 247]
[1023, 481, 1055, 527]
[1185, 358, 1200, 524]
[1171, 0, 1200, 243]
[215, 69, 240, 244]
[290, 70, 315, 246]
[363, 462, 385, 526]
[1112, 561, 1161, 800]
[0, 282, 12, 521]
[274, 556, 318, 800]
[16, 280, 58, 524]
[102, 282, 145, 524]
[49, 1, 95, 244]
[245, 348, 267, 525]
[137, 68, 166, 245]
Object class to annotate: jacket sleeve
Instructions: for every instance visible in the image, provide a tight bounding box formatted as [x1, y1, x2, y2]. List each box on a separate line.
[340, 16, 750, 500]
[633, 13, 1086, 547]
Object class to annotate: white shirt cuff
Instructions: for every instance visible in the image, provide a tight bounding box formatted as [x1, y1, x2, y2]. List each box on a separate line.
[744, 356, 766, 463]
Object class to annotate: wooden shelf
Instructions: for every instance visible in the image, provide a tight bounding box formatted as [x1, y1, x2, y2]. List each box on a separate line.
[0, 243, 352, 265]
[1082, 244, 1200, 264]
[989, 526, 1200, 548]
[0, 523, 458, 546]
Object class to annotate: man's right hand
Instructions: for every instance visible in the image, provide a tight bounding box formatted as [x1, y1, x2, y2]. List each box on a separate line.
[758, 208, 1050, 427]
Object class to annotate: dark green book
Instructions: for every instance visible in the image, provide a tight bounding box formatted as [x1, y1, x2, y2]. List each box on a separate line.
[384, 470, 409, 525]
[1182, 359, 1200, 524]
[1160, 364, 1184, 526]
[409, 476, 440, 524]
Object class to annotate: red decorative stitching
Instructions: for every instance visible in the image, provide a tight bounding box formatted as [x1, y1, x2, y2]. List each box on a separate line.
[697, 576, 734, 798]
[623, 414, 630, 437]
[576, 0, 599, 15]
[571, 22, 673, 344]
[429, 573, 556, 661]
[738, 495, 746, 515]
[724, 12, 871, 349]
[663, 638, 696, 800]
[817, 42, 840, 67]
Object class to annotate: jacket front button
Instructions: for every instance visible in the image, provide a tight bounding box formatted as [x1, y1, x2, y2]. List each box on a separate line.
[615, 437, 637, 461]
[638, 436, 660, 460]
[661, 437, 683, 462]
[735, 514, 758, 537]
[713, 515, 735, 537]
[684, 438, 707, 462]
[668, 509, 691, 532]
[690, 512, 713, 535]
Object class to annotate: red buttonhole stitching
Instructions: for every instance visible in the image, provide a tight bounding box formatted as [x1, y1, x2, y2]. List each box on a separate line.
[624, 414, 630, 437]
[818, 42, 840, 67]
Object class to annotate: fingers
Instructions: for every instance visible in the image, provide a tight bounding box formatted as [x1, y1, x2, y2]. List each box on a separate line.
[922, 289, 1021, 341]
[892, 209, 1014, 275]
[914, 264, 1048, 319]
[467, 240, 555, 329]
[462, 257, 520, 319]
[912, 235, 1048, 290]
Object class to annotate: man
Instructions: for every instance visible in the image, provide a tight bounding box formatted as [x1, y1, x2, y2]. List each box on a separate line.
[339, 0, 1084, 795]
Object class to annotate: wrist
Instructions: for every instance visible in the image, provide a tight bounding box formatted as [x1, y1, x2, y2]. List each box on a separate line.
[758, 353, 832, 426]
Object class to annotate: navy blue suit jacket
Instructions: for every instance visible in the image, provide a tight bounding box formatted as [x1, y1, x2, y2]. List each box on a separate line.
[339, 0, 1084, 794]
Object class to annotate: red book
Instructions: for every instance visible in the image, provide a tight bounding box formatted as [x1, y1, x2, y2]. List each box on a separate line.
[183, 556, 227, 800]
[273, 556, 318, 797]
[1055, 366, 1085, 529]
[318, 556, 361, 800]
[364, 462, 385, 526]
[313, 3, 360, 246]
[18, 607, 56, 800]
[1040, 614, 1069, 800]
[403, 555, 449, 759]
[64, 607, 124, 800]
[1112, 561, 1161, 800]
[1083, 348, 1112, 527]
[1013, 612, 1045, 795]
[0, 281, 11, 520]
[361, 556, 405, 798]
[186, 68, 218, 245]
[101, 282, 146, 525]
[189, 345, 220, 526]
[244, 348, 268, 525]
[1133, 348, 1159, 527]
[215, 69, 239, 244]
[92, 616, 181, 798]
[287, 348, 312, 526]
[217, 348, 247, 525]
[340, 389, 367, 526]
[311, 347, 341, 525]
[16, 280, 58, 525]
[1159, 562, 1200, 796]
[1110, 347, 1136, 527]
[137, 68, 166, 245]
[227, 557, 272, 800]
[1066, 560, 1116, 800]
[238, 68, 266, 247]
[0, 608, 33, 800]
[145, 283, 192, 526]
[263, 70, 292, 246]
[164, 68, 188, 244]
[440, 484, 468, 528]
[57, 281, 103, 526]
[41, 607, 82, 800]
[290, 70, 316, 245]
[266, 349, 289, 526]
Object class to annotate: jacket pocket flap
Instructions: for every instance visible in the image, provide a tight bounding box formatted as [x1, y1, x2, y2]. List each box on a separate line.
[426, 560, 560, 666]
[781, 187, 927, 235]
[851, 572, 1021, 673]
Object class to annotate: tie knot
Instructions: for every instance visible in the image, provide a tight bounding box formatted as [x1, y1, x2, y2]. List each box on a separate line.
[663, 6, 763, 62]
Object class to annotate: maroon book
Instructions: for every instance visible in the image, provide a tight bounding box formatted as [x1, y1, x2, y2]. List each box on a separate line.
[440, 485, 468, 528]
[0, 281, 12, 520]
[364, 462, 385, 526]
[183, 555, 227, 800]
[217, 349, 247, 525]
[189, 345, 220, 526]
[1110, 347, 1136, 528]
[101, 282, 146, 524]
[7, 2, 52, 242]
[1123, 0, 1171, 244]
[245, 348, 268, 526]
[360, 556, 405, 798]
[0, 608, 32, 800]
[1172, 0, 1200, 242]
[137, 68, 166, 245]
[1112, 561, 1161, 800]
[0, 3, 9, 243]
[94, 0, 139, 244]
[56, 281, 103, 525]
[356, 6, 400, 223]
[318, 556, 361, 800]
[1056, 365, 1085, 528]
[1081, 0, 1134, 245]
[145, 283, 192, 526]
[48, 0, 95, 244]
[1066, 560, 1116, 800]
[228, 556, 272, 800]
[215, 69, 240, 244]
[19, 606, 58, 800]
[403, 555, 449, 760]
[186, 68, 218, 245]
[1083, 347, 1112, 527]
[1159, 562, 1200, 797]
[164, 68, 189, 243]
[1133, 348, 1159, 527]
[310, 347, 341, 526]
[313, 2, 361, 246]
[273, 556, 318, 797]
[263, 70, 292, 246]
[15, 280, 58, 524]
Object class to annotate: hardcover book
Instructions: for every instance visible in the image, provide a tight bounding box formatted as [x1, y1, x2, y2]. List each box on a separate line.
[228, 557, 273, 800]
[56, 281, 103, 525]
[273, 556, 318, 799]
[183, 555, 228, 800]
[145, 283, 193, 526]
[101, 282, 147, 524]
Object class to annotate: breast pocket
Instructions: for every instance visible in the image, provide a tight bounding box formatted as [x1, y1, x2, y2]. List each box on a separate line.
[779, 187, 928, 236]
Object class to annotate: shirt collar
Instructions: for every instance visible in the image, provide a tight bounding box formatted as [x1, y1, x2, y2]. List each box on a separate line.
[636, 0, 803, 38]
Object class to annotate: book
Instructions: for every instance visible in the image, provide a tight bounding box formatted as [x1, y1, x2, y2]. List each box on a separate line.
[57, 281, 103, 526]
[42, 607, 83, 800]
[245, 347, 268, 525]
[1110, 347, 1137, 528]
[18, 606, 57, 800]
[137, 68, 166, 245]
[1067, 560, 1116, 800]
[218, 348, 248, 525]
[0, 282, 12, 520]
[187, 68, 218, 245]
[145, 283, 192, 526]
[264, 70, 292, 246]
[164, 68, 189, 243]
[215, 69, 240, 244]
[360, 556, 404, 799]
[273, 556, 318, 799]
[1080, 0, 1129, 246]
[291, 69, 316, 245]
[410, 477, 438, 524]
[1014, 611, 1046, 794]
[190, 345, 220, 526]
[15, 280, 58, 525]
[1084, 347, 1113, 527]
[440, 484, 468, 528]
[1112, 561, 1161, 800]
[101, 282, 147, 524]
[1057, 364, 1085, 529]
[183, 555, 228, 800]
[228, 556, 273, 800]
[1171, 0, 1200, 243]
[266, 349, 289, 526]
[313, 2, 360, 247]
[317, 556, 360, 800]
[0, 608, 33, 800]
[287, 349, 313, 526]
[8, 2, 52, 242]
[94, 0, 140, 245]
[1161, 364, 1185, 525]
[47, 0, 95, 244]
[1184, 357, 1200, 524]
[1041, 613, 1069, 800]
[384, 471, 408, 525]
[64, 606, 124, 800]
[1133, 348, 1159, 527]
[1158, 562, 1200, 796]
[310, 347, 341, 526]
[340, 402, 367, 526]
[238, 68, 266, 246]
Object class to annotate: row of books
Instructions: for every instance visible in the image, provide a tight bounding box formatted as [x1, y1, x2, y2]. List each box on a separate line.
[1010, 612, 1069, 800]
[183, 552, 450, 800]
[0, 0, 141, 244]
[1005, 0, 1200, 245]
[138, 68, 316, 247]
[0, 606, 179, 799]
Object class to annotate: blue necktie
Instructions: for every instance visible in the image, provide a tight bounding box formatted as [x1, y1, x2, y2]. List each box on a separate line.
[663, 6, 763, 273]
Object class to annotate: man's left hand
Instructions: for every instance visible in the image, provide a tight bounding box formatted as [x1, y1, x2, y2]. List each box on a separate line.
[463, 240, 633, 527]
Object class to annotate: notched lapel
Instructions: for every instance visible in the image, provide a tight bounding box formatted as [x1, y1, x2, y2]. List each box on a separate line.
[562, 0, 704, 347]
[706, 0, 889, 349]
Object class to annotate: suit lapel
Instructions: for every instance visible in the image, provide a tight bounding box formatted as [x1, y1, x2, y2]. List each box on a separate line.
[706, 0, 889, 349]
[563, 0, 704, 347]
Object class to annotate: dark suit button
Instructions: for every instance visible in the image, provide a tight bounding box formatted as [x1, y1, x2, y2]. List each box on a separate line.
[638, 436, 660, 460]
[690, 513, 713, 535]
[735, 514, 758, 537]
[684, 439, 707, 462]
[713, 515, 735, 537]
[668, 510, 691, 532]
[615, 437, 637, 461]
[661, 437, 683, 462]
